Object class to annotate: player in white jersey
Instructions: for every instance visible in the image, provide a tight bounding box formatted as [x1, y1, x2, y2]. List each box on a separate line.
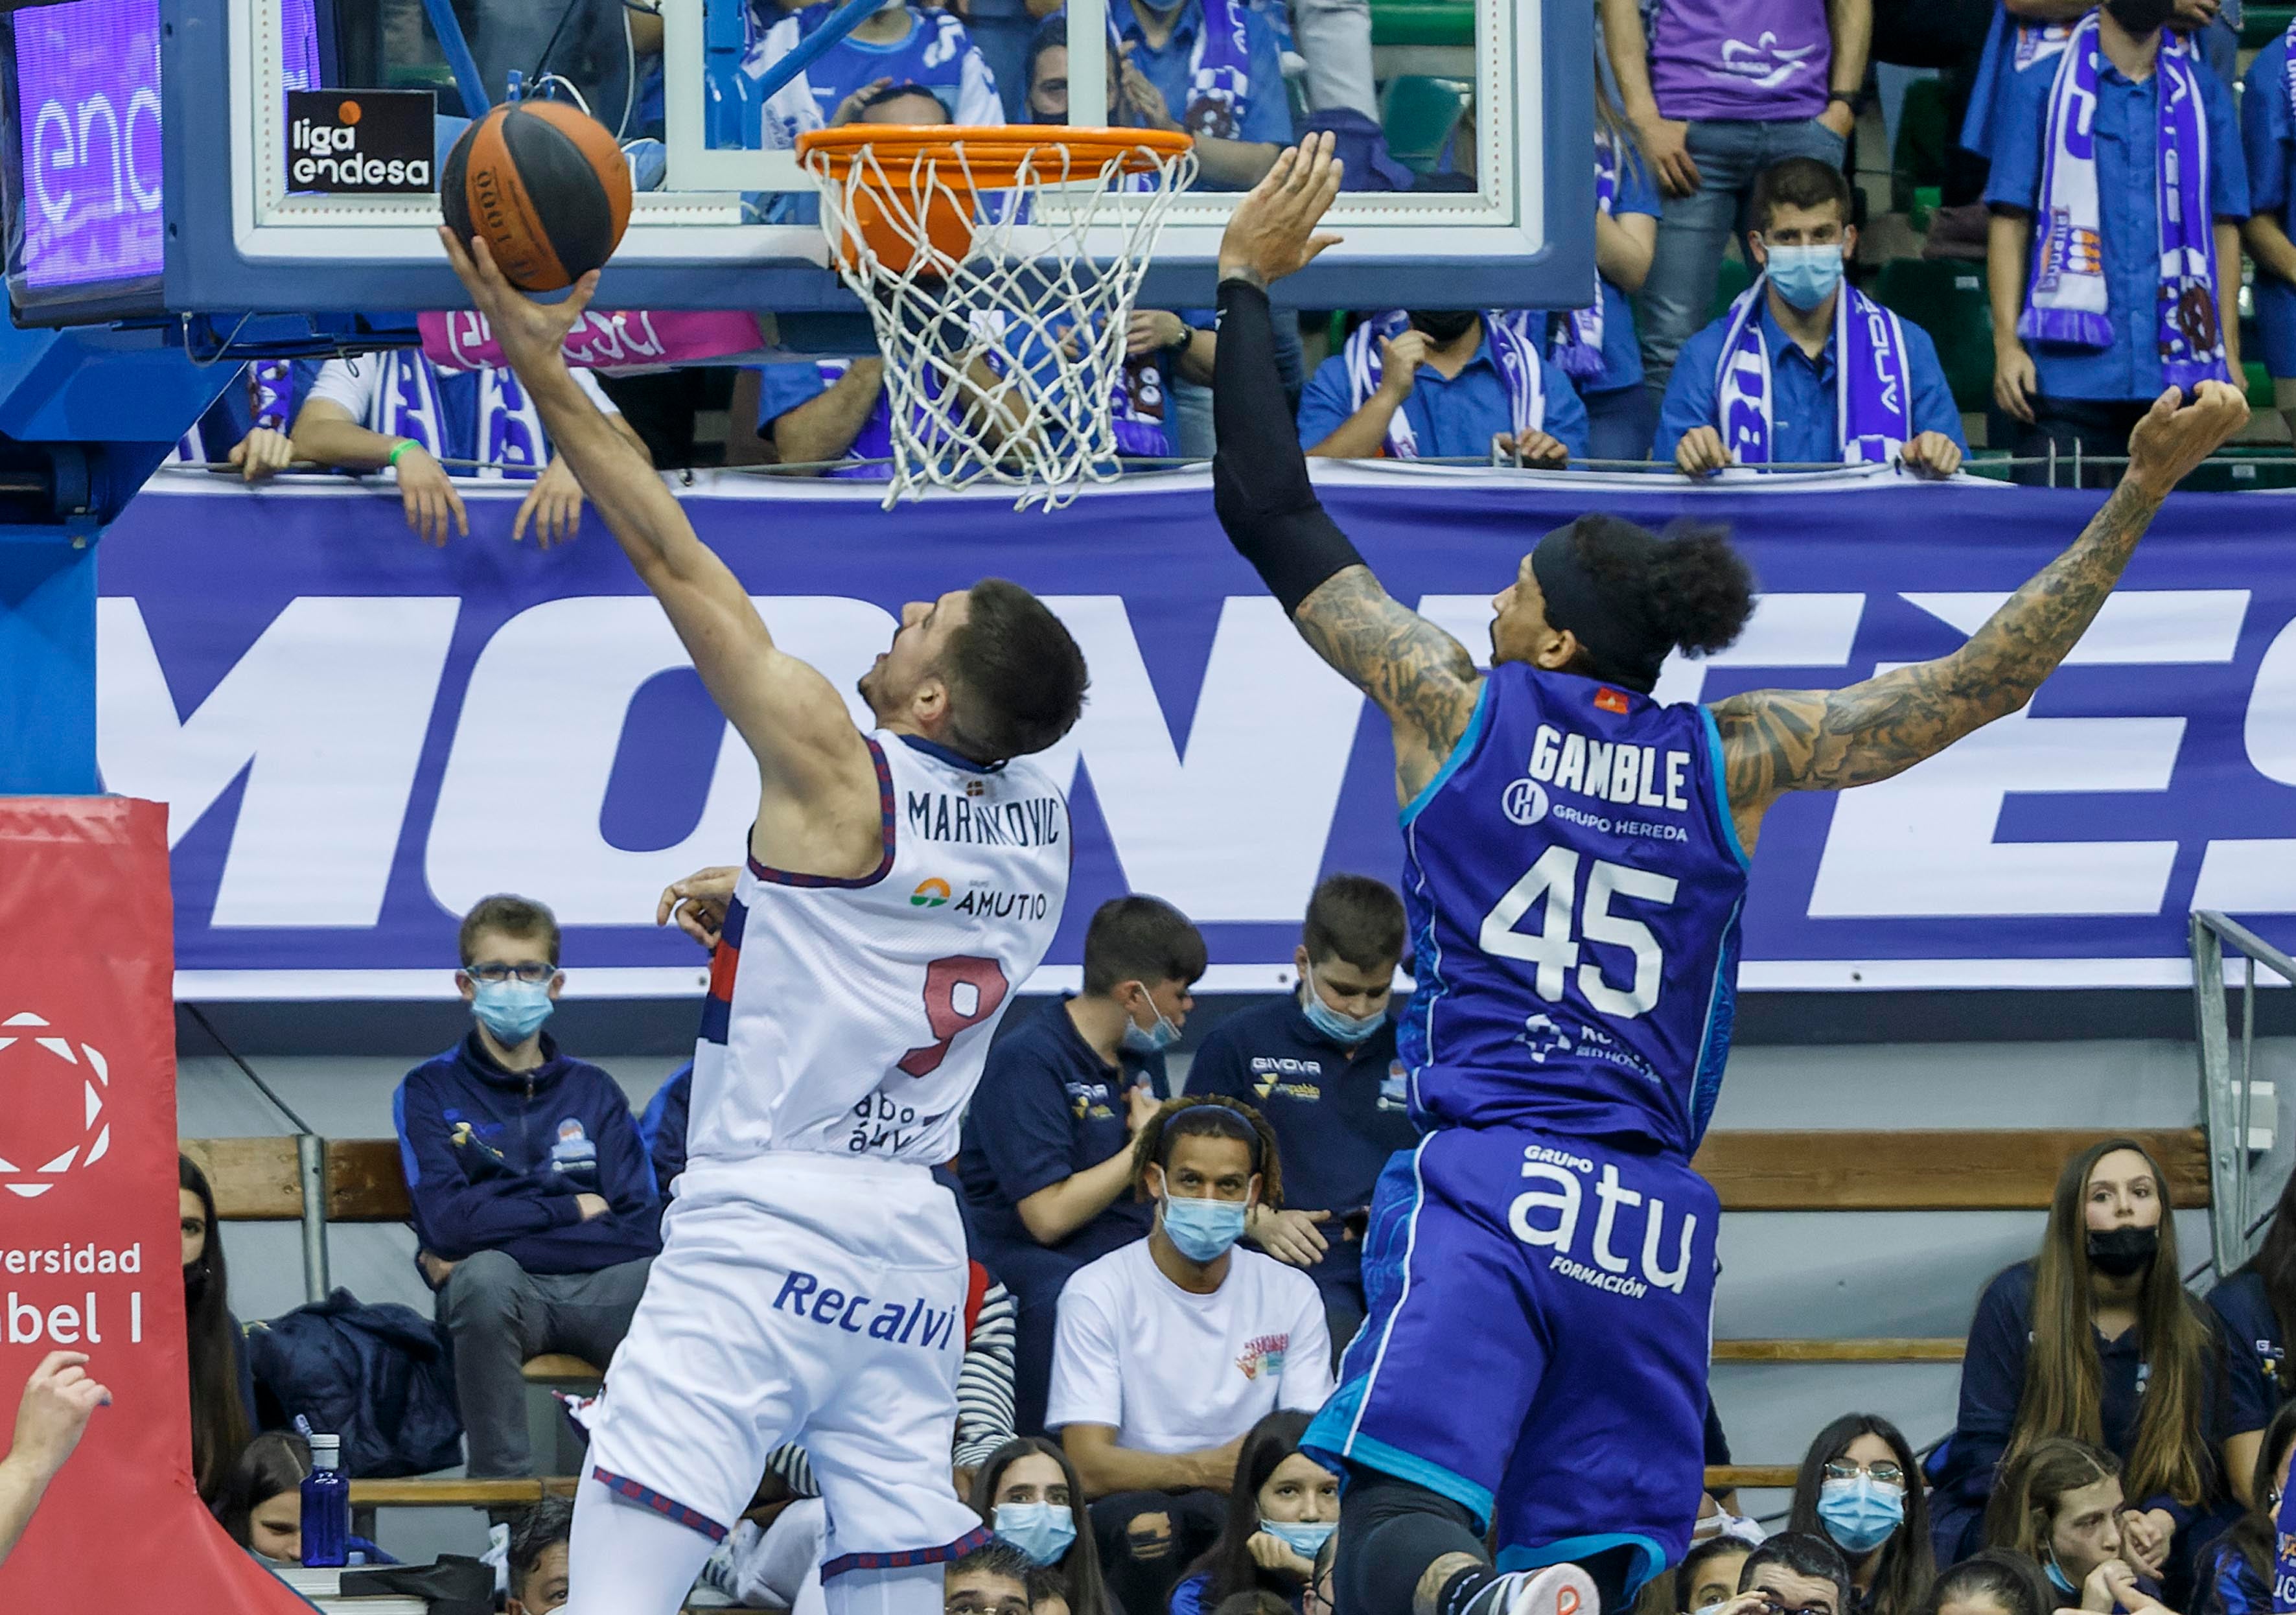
[442, 231, 1093, 1615]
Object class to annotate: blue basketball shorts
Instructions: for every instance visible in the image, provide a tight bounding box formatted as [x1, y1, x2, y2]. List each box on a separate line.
[1301, 1124, 1718, 1596]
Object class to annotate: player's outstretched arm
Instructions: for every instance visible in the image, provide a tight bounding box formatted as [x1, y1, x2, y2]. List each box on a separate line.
[1710, 383, 2247, 842]
[435, 229, 869, 804]
[1210, 137, 1483, 800]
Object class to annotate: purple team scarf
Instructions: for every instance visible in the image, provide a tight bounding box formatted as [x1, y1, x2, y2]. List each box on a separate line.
[1714, 277, 1912, 465]
[1343, 310, 1546, 459]
[1108, 354, 1170, 457]
[1174, 0, 1252, 141]
[1549, 135, 1618, 383]
[375, 353, 546, 482]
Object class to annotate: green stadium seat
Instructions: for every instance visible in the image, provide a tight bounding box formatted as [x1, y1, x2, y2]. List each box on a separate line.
[1380, 75, 1473, 174]
[1891, 77, 1950, 215]
[1871, 259, 1995, 413]
[1710, 256, 1754, 323]
[2242, 5, 2295, 48]
[1370, 1, 1476, 48]
[2247, 359, 2277, 410]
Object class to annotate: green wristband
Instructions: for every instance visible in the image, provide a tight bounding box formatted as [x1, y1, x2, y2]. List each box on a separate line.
[386, 439, 419, 469]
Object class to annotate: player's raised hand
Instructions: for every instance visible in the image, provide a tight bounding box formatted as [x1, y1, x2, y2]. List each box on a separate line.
[658, 866, 740, 950]
[436, 226, 599, 373]
[2125, 379, 2248, 498]
[1216, 132, 1345, 288]
[10, 1351, 110, 1484]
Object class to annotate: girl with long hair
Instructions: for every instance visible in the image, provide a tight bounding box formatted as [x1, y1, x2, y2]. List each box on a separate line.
[1982, 1439, 2168, 1614]
[1915, 1549, 2056, 1615]
[215, 1430, 389, 1567]
[2194, 1400, 2296, 1614]
[1930, 1139, 2267, 1584]
[2209, 1165, 2296, 1406]
[1168, 1412, 1337, 1615]
[971, 1437, 1113, 1615]
[1788, 1413, 1935, 1615]
[180, 1153, 253, 1507]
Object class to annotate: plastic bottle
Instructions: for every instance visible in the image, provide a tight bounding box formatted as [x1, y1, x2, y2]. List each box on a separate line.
[300, 1432, 350, 1568]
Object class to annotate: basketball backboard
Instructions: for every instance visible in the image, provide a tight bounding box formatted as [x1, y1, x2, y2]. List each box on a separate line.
[3, 0, 1592, 331]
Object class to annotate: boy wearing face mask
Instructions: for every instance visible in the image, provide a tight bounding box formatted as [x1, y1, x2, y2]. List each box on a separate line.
[1299, 309, 1591, 466]
[1187, 875, 1419, 1357]
[1656, 158, 1966, 478]
[392, 894, 661, 1485]
[1047, 1100, 1333, 1615]
[960, 896, 1205, 1437]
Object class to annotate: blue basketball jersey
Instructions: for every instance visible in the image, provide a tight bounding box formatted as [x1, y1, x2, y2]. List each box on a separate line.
[1397, 662, 1750, 1157]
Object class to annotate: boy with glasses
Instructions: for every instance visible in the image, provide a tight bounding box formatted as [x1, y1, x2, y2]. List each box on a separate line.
[393, 894, 662, 1486]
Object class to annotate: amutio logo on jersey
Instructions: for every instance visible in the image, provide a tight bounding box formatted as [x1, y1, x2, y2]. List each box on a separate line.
[1504, 721, 1697, 844]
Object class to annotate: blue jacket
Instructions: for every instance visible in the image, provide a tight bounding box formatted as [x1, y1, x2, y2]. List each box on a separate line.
[638, 1062, 693, 1196]
[393, 1031, 662, 1274]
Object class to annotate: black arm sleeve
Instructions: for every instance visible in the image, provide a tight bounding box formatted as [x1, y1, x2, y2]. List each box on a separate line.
[1211, 277, 1364, 614]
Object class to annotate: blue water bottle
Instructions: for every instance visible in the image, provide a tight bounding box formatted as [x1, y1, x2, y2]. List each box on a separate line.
[300, 1432, 350, 1567]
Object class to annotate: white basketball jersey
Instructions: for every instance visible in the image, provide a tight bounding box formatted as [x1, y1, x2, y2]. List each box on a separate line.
[684, 732, 1070, 1170]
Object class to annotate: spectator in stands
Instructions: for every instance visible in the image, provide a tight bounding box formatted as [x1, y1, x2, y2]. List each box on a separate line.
[1550, 72, 1664, 463]
[951, 1540, 1041, 1615]
[0, 1351, 109, 1569]
[972, 0, 1057, 121]
[971, 1436, 1114, 1615]
[2209, 1165, 2296, 1408]
[2242, 19, 2296, 450]
[1186, 874, 1416, 1354]
[180, 1153, 254, 1507]
[1720, 1532, 1855, 1615]
[1030, 1565, 1073, 1615]
[1680, 1535, 1757, 1614]
[1930, 1139, 2267, 1576]
[1981, 1439, 2172, 1612]
[1106, 0, 1293, 189]
[960, 895, 1203, 1435]
[1984, 0, 2245, 488]
[216, 1430, 391, 1567]
[507, 1494, 574, 1615]
[1598, 0, 1872, 406]
[749, 1, 1006, 129]
[1167, 1411, 1339, 1615]
[291, 351, 651, 545]
[1297, 309, 1589, 464]
[395, 894, 661, 1484]
[167, 360, 306, 481]
[1787, 1414, 1934, 1615]
[1914, 1550, 2056, 1615]
[2196, 1401, 2296, 1615]
[1214, 1594, 1292, 1615]
[1656, 159, 1966, 478]
[638, 1060, 693, 1200]
[1290, 0, 1374, 122]
[1047, 1098, 1332, 1615]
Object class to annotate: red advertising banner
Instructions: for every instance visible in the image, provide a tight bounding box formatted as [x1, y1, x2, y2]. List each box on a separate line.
[0, 797, 307, 1607]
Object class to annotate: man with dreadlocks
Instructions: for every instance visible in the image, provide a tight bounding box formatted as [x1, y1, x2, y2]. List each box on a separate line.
[1045, 1098, 1334, 1615]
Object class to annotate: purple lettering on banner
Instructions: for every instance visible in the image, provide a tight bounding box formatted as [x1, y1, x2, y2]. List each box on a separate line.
[420, 310, 767, 371]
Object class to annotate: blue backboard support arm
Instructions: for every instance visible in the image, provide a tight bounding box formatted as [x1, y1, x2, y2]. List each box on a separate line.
[746, 0, 888, 106]
[419, 0, 493, 118]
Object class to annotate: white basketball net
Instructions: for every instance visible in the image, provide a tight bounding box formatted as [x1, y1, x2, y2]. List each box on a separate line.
[804, 135, 1198, 511]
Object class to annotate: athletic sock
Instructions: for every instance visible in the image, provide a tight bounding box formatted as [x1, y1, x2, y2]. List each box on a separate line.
[563, 1472, 723, 1615]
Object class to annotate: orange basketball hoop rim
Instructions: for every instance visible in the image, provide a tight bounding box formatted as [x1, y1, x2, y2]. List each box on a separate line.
[797, 124, 1194, 274]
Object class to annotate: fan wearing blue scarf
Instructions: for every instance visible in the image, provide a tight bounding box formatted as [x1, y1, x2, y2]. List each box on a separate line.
[1656, 158, 1965, 479]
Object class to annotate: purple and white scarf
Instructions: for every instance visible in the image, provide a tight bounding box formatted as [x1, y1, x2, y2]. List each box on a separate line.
[1549, 134, 1619, 383]
[1131, 0, 1249, 141]
[2282, 14, 2296, 137]
[1109, 354, 1170, 457]
[1714, 277, 1912, 466]
[1343, 310, 1546, 459]
[375, 353, 548, 481]
[2022, 15, 2227, 390]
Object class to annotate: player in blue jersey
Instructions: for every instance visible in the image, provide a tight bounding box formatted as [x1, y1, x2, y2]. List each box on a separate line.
[1205, 135, 2253, 1615]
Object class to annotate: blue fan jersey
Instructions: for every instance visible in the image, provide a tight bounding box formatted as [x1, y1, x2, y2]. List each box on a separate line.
[1398, 661, 1750, 1157]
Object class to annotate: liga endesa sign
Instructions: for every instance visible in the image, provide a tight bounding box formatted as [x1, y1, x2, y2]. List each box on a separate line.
[0, 799, 303, 1609]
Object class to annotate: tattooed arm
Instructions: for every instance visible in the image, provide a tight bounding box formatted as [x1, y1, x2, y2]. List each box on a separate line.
[1710, 383, 2249, 852]
[1293, 568, 1485, 804]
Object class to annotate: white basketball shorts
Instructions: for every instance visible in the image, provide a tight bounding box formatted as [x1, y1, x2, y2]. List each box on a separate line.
[584, 1152, 990, 1574]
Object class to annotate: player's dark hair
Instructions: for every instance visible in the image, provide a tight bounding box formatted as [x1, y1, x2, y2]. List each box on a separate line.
[1752, 157, 1854, 234]
[508, 1495, 576, 1599]
[1570, 515, 1756, 660]
[458, 893, 561, 969]
[1302, 874, 1406, 973]
[1676, 1537, 1755, 1612]
[1914, 1551, 2053, 1615]
[2197, 1401, 2296, 1605]
[951, 1537, 1039, 1590]
[1787, 1415, 1933, 1615]
[940, 578, 1089, 762]
[1188, 1411, 1329, 1604]
[969, 1437, 1112, 1615]
[1132, 1096, 1282, 1207]
[181, 1152, 251, 1507]
[1080, 894, 1205, 997]
[1739, 1532, 1853, 1614]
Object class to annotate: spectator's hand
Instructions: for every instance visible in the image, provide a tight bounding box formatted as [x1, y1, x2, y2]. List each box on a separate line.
[2117, 1509, 2176, 1580]
[7, 1351, 110, 1485]
[1817, 100, 1855, 141]
[575, 1192, 611, 1221]
[1675, 424, 1733, 478]
[1246, 1530, 1317, 1579]
[1497, 428, 1568, 467]
[830, 77, 896, 128]
[1215, 131, 1344, 288]
[394, 445, 470, 546]
[227, 427, 294, 483]
[1120, 63, 1182, 134]
[513, 456, 585, 546]
[1899, 432, 1962, 478]
[435, 224, 599, 374]
[2084, 1559, 2131, 1612]
[1993, 342, 2039, 424]
[1375, 331, 1432, 401]
[2171, 0, 2220, 29]
[2126, 380, 2249, 497]
[416, 1250, 459, 1290]
[1195, 1435, 1246, 1491]
[1630, 111, 1699, 198]
[1127, 310, 1188, 357]
[1249, 1205, 1332, 1266]
[1124, 1081, 1161, 1136]
[658, 866, 740, 949]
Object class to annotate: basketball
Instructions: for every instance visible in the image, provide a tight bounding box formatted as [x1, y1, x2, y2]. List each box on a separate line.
[441, 100, 632, 292]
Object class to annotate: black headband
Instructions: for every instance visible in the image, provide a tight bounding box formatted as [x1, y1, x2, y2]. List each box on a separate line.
[1158, 1102, 1262, 1170]
[1529, 526, 1667, 694]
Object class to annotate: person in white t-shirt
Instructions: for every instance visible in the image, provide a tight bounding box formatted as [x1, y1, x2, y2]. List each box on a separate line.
[1046, 1098, 1331, 1615]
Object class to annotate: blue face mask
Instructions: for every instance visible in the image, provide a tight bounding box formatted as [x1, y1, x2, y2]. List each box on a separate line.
[1120, 990, 1182, 1054]
[1763, 242, 1844, 310]
[1816, 1474, 1905, 1555]
[471, 977, 555, 1046]
[1162, 1191, 1249, 1262]
[1301, 966, 1387, 1045]
[2045, 1557, 2078, 1597]
[994, 1502, 1076, 1566]
[1261, 1520, 1336, 1559]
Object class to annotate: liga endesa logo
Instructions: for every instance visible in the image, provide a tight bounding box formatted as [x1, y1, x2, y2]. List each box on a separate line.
[0, 1011, 111, 1200]
[289, 97, 433, 189]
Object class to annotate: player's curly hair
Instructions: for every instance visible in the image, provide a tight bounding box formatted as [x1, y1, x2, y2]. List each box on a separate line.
[1569, 514, 1756, 658]
[1129, 1095, 1282, 1208]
